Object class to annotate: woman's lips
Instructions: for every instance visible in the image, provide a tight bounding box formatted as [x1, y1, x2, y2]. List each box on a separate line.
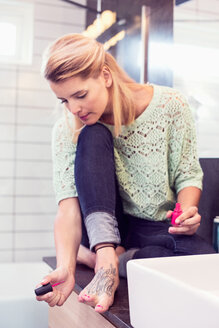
[79, 113, 90, 121]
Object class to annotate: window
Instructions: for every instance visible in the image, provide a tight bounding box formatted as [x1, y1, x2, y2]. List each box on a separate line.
[0, 0, 34, 65]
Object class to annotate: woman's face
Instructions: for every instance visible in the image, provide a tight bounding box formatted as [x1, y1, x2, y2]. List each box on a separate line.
[49, 68, 113, 125]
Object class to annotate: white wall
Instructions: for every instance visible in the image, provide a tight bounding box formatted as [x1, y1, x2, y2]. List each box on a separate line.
[0, 0, 86, 262]
[174, 0, 219, 158]
[1, 0, 218, 263]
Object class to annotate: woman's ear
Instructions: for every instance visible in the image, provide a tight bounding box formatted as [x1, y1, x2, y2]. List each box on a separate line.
[102, 66, 112, 88]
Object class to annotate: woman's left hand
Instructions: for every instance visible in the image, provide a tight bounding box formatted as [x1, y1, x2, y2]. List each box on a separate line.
[166, 206, 201, 235]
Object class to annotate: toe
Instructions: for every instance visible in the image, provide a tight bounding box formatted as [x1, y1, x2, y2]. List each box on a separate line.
[79, 291, 97, 306]
[78, 294, 85, 303]
[83, 294, 91, 302]
[95, 304, 105, 313]
[94, 295, 113, 313]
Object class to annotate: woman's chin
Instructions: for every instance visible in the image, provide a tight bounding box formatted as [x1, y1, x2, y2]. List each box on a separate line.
[80, 117, 99, 126]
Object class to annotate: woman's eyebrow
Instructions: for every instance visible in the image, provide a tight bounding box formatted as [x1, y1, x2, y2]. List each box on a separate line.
[57, 90, 87, 100]
[70, 90, 86, 97]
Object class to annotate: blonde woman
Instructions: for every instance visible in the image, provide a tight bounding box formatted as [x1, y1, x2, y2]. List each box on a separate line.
[36, 33, 215, 313]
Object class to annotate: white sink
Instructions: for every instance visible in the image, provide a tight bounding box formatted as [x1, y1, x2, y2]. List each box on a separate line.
[127, 254, 219, 328]
[0, 262, 51, 328]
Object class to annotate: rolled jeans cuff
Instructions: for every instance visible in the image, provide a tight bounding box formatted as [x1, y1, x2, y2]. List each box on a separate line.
[84, 212, 121, 251]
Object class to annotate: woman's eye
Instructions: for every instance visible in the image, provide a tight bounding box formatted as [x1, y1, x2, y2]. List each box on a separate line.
[60, 99, 67, 104]
[77, 93, 87, 99]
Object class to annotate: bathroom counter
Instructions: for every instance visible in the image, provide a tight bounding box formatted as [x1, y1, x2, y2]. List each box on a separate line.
[44, 257, 132, 328]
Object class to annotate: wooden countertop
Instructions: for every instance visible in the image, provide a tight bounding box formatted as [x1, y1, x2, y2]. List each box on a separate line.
[44, 257, 132, 328]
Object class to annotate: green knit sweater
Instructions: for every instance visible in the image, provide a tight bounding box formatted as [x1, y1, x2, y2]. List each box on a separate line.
[52, 84, 203, 221]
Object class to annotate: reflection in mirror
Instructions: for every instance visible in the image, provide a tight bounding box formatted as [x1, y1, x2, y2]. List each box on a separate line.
[90, 2, 145, 83]
[62, 0, 218, 157]
[86, 0, 174, 86]
[174, 0, 219, 157]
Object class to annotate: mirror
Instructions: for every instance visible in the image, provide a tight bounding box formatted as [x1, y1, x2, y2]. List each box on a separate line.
[174, 0, 219, 157]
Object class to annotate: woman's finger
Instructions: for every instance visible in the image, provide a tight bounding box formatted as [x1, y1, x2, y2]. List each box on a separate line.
[57, 293, 67, 306]
[169, 222, 200, 235]
[48, 291, 62, 307]
[181, 213, 201, 226]
[174, 206, 199, 225]
[166, 210, 173, 219]
[36, 291, 54, 302]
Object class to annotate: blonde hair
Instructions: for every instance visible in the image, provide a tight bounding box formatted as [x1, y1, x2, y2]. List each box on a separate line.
[42, 33, 142, 136]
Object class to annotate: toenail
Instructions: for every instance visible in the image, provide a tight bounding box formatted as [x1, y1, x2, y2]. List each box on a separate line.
[97, 305, 103, 308]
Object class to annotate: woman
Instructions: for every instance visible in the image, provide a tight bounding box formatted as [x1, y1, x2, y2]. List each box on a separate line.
[36, 33, 215, 313]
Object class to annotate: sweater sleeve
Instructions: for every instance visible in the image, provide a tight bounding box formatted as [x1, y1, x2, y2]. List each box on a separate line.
[168, 92, 203, 194]
[52, 117, 78, 204]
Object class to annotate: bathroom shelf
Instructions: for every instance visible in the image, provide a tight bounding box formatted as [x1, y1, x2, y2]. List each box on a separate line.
[44, 257, 132, 328]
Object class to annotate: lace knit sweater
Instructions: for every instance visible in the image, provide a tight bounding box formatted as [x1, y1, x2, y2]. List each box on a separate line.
[52, 84, 203, 221]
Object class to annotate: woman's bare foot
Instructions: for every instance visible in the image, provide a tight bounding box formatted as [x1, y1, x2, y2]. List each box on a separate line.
[78, 245, 119, 313]
[77, 245, 96, 269]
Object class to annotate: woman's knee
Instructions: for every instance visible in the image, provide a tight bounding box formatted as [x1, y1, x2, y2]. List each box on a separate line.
[75, 123, 115, 171]
[78, 123, 113, 150]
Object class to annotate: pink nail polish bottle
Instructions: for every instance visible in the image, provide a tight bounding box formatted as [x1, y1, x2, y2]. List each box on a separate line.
[171, 203, 182, 226]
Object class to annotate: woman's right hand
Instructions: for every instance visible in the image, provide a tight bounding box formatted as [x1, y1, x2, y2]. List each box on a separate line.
[35, 266, 75, 307]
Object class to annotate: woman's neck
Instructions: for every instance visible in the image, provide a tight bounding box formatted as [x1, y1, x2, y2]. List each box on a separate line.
[100, 84, 153, 125]
[133, 84, 153, 119]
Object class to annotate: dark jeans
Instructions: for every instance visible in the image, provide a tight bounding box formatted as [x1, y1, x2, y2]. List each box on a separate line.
[126, 216, 215, 259]
[75, 123, 215, 257]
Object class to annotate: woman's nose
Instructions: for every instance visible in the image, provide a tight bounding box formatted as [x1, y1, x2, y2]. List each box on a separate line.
[67, 102, 81, 115]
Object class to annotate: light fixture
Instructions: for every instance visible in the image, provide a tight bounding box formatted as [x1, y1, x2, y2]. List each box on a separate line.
[82, 10, 117, 39]
[61, 0, 125, 51]
[103, 30, 125, 51]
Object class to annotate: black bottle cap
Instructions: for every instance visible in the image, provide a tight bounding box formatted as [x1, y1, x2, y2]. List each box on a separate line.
[34, 282, 53, 296]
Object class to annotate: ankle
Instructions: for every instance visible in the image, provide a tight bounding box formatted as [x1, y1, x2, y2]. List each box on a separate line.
[95, 249, 119, 271]
[94, 243, 116, 253]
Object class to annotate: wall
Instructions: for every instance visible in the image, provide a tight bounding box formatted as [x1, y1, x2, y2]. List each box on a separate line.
[1, 0, 218, 263]
[0, 0, 86, 262]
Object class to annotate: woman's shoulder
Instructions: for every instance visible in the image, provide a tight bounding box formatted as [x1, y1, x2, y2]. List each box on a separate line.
[52, 114, 76, 147]
[52, 116, 67, 139]
[149, 84, 190, 118]
[53, 115, 66, 131]
[153, 84, 188, 105]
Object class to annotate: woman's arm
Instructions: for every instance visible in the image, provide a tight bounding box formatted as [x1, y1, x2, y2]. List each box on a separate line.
[166, 91, 203, 235]
[167, 186, 201, 235]
[177, 186, 201, 209]
[55, 197, 82, 273]
[36, 197, 82, 306]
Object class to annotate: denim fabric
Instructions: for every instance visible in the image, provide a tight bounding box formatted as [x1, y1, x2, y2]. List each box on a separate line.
[74, 123, 216, 257]
[75, 123, 122, 249]
[124, 215, 216, 259]
[75, 123, 116, 217]
[85, 212, 120, 250]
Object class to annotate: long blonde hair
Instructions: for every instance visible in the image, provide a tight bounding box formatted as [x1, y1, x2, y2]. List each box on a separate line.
[42, 33, 142, 136]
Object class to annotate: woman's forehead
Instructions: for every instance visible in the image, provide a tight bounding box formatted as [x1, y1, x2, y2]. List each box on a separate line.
[49, 75, 99, 97]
